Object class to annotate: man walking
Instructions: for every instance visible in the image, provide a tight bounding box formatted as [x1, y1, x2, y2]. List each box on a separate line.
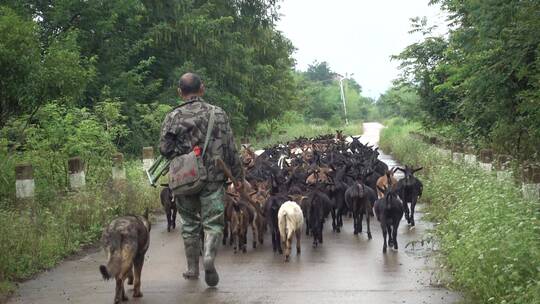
[160, 73, 243, 287]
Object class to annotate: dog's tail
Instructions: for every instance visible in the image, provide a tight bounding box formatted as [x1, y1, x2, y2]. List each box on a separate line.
[100, 234, 134, 280]
[99, 264, 111, 280]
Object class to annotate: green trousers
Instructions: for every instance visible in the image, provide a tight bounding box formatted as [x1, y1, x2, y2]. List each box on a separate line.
[175, 182, 225, 239]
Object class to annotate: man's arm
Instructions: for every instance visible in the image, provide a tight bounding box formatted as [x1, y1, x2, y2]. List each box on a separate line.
[222, 113, 244, 182]
[159, 111, 179, 159]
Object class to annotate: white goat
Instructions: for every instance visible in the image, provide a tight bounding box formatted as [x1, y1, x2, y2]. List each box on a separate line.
[278, 201, 304, 262]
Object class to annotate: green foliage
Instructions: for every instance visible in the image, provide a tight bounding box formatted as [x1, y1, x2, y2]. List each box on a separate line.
[1, 103, 119, 203]
[293, 63, 376, 123]
[380, 122, 540, 304]
[376, 85, 423, 120]
[305, 61, 335, 82]
[251, 120, 363, 149]
[393, 2, 540, 161]
[0, 0, 297, 146]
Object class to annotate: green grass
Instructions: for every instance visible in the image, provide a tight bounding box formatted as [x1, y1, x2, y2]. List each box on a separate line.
[380, 122, 540, 304]
[251, 120, 363, 149]
[0, 160, 160, 299]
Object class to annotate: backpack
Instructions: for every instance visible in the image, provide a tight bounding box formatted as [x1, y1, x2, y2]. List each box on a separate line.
[168, 107, 215, 196]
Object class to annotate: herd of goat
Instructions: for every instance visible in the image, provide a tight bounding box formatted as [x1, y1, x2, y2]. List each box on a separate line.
[161, 132, 424, 260]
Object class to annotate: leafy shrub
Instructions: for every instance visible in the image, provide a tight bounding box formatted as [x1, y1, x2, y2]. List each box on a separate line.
[380, 123, 540, 304]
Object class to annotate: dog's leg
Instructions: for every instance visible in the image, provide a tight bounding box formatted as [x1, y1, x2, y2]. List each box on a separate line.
[127, 268, 134, 285]
[132, 256, 144, 298]
[115, 278, 126, 303]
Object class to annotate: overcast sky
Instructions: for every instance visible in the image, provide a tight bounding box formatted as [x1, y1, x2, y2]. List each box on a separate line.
[276, 0, 448, 99]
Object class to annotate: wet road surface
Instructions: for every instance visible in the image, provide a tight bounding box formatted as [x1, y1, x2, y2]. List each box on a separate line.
[8, 122, 461, 304]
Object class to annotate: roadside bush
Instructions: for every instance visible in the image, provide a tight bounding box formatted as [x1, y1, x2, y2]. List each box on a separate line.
[380, 123, 540, 304]
[0, 102, 160, 294]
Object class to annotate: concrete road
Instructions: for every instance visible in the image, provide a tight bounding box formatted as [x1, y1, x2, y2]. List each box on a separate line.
[8, 123, 461, 304]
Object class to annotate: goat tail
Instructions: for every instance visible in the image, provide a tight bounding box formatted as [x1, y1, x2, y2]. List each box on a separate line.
[284, 212, 295, 240]
[278, 211, 287, 242]
[385, 194, 393, 211]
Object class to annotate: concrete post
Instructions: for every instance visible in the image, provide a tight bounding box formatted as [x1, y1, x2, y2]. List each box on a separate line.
[142, 147, 154, 171]
[452, 144, 464, 164]
[495, 155, 512, 181]
[436, 146, 452, 158]
[464, 146, 477, 166]
[16, 163, 35, 200]
[112, 153, 126, 181]
[522, 165, 540, 201]
[68, 157, 85, 190]
[478, 149, 493, 172]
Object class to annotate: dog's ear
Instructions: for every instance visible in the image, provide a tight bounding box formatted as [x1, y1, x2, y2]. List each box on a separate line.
[143, 208, 149, 220]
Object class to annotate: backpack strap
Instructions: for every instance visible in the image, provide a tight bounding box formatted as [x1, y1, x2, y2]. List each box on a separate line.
[202, 107, 216, 158]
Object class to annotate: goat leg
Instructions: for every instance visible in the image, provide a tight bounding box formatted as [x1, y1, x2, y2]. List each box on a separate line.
[296, 230, 302, 255]
[387, 223, 394, 247]
[392, 223, 399, 250]
[410, 200, 416, 227]
[366, 207, 372, 240]
[381, 223, 388, 253]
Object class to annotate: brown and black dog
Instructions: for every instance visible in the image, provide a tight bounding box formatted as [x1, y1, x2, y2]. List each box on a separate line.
[99, 210, 151, 304]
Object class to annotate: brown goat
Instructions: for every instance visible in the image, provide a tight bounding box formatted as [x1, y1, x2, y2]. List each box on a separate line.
[226, 199, 257, 253]
[376, 168, 398, 198]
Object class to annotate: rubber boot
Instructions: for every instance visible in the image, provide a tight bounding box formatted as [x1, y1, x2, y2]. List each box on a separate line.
[182, 237, 200, 280]
[203, 232, 221, 287]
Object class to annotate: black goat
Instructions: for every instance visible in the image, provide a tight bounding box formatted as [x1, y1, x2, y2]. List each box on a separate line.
[160, 186, 177, 232]
[307, 186, 333, 247]
[344, 182, 373, 239]
[264, 194, 287, 253]
[374, 182, 404, 253]
[396, 166, 423, 226]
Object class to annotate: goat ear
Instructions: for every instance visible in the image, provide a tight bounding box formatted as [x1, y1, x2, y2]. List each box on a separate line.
[396, 167, 405, 173]
[392, 167, 399, 173]
[413, 167, 423, 173]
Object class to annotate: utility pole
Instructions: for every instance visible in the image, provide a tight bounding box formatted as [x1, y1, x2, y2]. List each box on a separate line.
[339, 75, 349, 125]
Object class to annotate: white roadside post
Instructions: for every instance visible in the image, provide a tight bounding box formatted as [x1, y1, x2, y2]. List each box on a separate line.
[522, 165, 540, 201]
[452, 144, 464, 164]
[464, 146, 477, 167]
[68, 157, 86, 190]
[142, 147, 154, 172]
[16, 163, 35, 200]
[112, 153, 126, 191]
[495, 155, 512, 181]
[478, 149, 493, 172]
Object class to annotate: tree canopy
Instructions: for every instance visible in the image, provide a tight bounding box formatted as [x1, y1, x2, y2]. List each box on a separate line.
[1, 0, 297, 153]
[392, 1, 540, 160]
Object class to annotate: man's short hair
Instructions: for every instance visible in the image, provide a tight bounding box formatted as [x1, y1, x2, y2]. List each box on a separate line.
[178, 73, 202, 95]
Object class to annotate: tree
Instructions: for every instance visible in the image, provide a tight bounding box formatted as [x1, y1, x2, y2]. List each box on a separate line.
[394, 1, 540, 160]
